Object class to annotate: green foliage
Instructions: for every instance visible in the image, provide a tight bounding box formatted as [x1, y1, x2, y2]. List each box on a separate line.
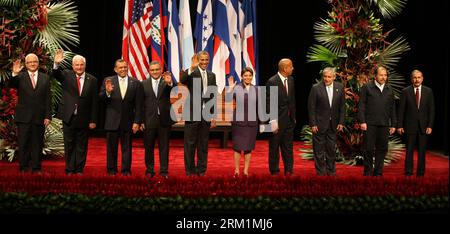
[302, 0, 410, 164]
[0, 193, 447, 214]
[0, 0, 78, 160]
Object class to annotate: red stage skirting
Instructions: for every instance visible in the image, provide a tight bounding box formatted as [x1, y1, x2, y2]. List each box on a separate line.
[0, 137, 448, 178]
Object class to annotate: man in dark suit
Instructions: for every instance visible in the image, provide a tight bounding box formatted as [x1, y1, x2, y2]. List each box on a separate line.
[265, 58, 296, 175]
[358, 66, 396, 176]
[140, 61, 174, 178]
[53, 50, 98, 175]
[11, 54, 51, 173]
[99, 59, 142, 176]
[397, 70, 435, 176]
[307, 67, 345, 176]
[180, 51, 217, 176]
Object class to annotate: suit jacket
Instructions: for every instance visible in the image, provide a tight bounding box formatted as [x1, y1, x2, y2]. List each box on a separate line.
[265, 74, 296, 130]
[358, 80, 396, 127]
[308, 81, 345, 133]
[142, 77, 175, 128]
[180, 67, 217, 122]
[53, 68, 98, 127]
[99, 75, 143, 131]
[10, 71, 51, 125]
[230, 84, 259, 127]
[397, 85, 435, 134]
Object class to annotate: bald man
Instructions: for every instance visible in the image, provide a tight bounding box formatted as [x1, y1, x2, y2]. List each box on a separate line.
[11, 54, 52, 173]
[265, 58, 297, 175]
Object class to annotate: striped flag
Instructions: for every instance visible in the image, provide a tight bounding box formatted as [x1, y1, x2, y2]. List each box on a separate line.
[179, 0, 195, 70]
[150, 0, 168, 68]
[122, 0, 153, 81]
[212, 0, 230, 94]
[194, 0, 214, 68]
[226, 0, 242, 84]
[241, 0, 257, 85]
[167, 0, 181, 83]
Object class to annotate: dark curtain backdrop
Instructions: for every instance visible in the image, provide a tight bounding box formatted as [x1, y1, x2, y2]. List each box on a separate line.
[73, 0, 449, 155]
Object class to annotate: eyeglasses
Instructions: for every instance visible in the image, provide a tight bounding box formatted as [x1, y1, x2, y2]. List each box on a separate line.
[26, 61, 39, 64]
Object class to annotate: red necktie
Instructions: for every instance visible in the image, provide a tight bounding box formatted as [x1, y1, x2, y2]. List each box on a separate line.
[30, 73, 36, 89]
[284, 78, 288, 95]
[77, 75, 81, 96]
[415, 88, 420, 108]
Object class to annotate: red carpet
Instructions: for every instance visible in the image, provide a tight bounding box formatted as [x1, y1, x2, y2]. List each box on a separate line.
[1, 137, 448, 178]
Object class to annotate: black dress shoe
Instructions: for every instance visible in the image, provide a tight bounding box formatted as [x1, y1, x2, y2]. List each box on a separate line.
[122, 172, 131, 176]
[145, 172, 155, 178]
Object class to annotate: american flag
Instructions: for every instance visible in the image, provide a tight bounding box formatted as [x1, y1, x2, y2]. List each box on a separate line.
[122, 0, 153, 81]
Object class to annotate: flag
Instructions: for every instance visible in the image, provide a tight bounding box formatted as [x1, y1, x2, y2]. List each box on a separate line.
[150, 0, 168, 68]
[226, 0, 242, 84]
[167, 0, 181, 83]
[212, 0, 230, 94]
[194, 0, 214, 66]
[122, 0, 153, 81]
[179, 0, 195, 70]
[241, 0, 257, 85]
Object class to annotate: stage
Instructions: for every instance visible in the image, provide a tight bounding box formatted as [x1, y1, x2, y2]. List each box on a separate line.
[0, 138, 448, 178]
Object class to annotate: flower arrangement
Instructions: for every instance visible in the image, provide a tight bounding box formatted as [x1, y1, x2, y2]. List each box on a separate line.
[0, 0, 79, 160]
[301, 0, 410, 164]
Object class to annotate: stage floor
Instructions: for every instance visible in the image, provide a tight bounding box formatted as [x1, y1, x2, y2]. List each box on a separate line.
[1, 138, 448, 178]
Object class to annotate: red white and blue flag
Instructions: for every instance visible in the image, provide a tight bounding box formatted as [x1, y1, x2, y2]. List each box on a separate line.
[150, 0, 168, 68]
[122, 0, 153, 81]
[212, 0, 230, 93]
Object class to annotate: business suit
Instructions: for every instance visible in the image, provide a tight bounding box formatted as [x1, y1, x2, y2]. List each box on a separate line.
[397, 85, 434, 176]
[10, 71, 51, 171]
[180, 67, 217, 176]
[265, 73, 296, 175]
[307, 81, 345, 175]
[142, 77, 174, 176]
[53, 68, 98, 174]
[358, 80, 396, 176]
[99, 75, 142, 175]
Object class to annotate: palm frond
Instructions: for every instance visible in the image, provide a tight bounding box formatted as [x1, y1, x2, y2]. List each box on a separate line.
[313, 20, 345, 54]
[387, 71, 406, 98]
[0, 0, 20, 6]
[386, 135, 404, 163]
[375, 37, 410, 69]
[43, 118, 64, 157]
[307, 44, 341, 66]
[370, 0, 407, 19]
[34, 1, 79, 51]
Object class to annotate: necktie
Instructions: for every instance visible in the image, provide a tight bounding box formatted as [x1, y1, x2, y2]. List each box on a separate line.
[283, 78, 288, 95]
[120, 78, 126, 99]
[30, 73, 36, 89]
[415, 88, 420, 108]
[202, 71, 207, 95]
[153, 78, 159, 97]
[327, 85, 333, 107]
[76, 75, 81, 96]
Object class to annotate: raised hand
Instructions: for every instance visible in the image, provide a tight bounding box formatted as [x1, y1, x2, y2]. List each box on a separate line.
[105, 78, 114, 93]
[12, 59, 23, 74]
[190, 54, 199, 71]
[163, 71, 173, 85]
[54, 49, 64, 64]
[228, 76, 236, 89]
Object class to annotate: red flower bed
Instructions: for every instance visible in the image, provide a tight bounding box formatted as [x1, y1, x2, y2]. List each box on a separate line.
[0, 174, 447, 198]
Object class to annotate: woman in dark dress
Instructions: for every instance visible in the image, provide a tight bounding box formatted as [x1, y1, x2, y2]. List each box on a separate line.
[227, 67, 258, 177]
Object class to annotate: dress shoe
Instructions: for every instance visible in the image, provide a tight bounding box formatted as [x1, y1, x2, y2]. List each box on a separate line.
[122, 172, 131, 176]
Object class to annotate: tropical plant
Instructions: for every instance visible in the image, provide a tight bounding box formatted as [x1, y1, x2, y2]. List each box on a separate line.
[301, 0, 409, 165]
[0, 0, 79, 160]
